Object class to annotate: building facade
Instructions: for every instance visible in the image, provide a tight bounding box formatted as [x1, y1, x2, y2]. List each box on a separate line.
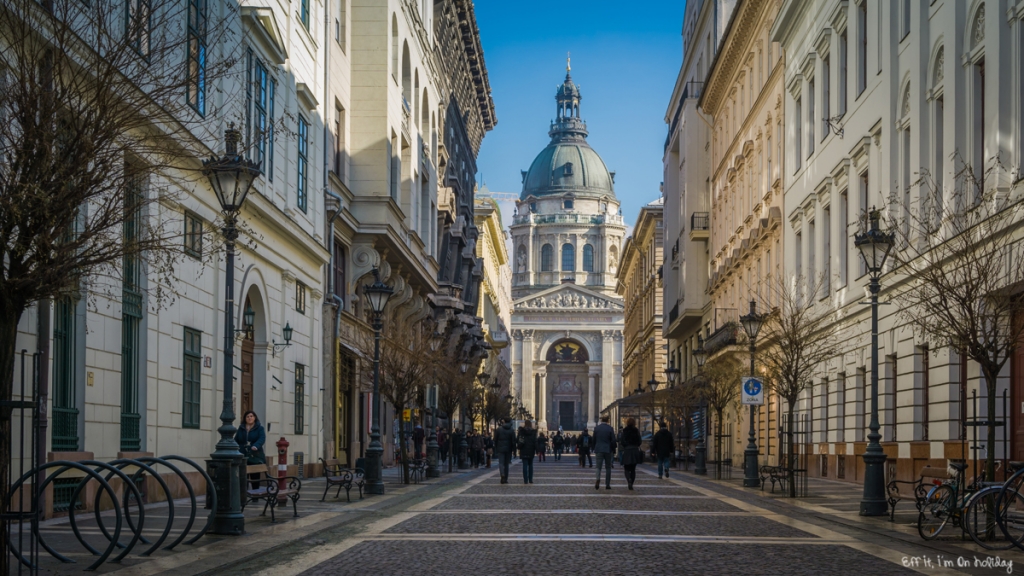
[323, 0, 495, 467]
[772, 0, 1024, 483]
[618, 199, 667, 397]
[16, 0, 332, 510]
[662, 0, 736, 387]
[509, 65, 625, 432]
[699, 0, 785, 466]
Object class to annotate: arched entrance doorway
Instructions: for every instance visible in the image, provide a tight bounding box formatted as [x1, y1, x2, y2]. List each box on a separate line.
[546, 339, 589, 430]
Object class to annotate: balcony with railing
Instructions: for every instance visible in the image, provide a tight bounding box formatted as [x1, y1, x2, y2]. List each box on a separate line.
[704, 308, 739, 355]
[689, 212, 709, 241]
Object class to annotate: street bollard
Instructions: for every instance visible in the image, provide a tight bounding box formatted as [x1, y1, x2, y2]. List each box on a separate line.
[276, 437, 289, 504]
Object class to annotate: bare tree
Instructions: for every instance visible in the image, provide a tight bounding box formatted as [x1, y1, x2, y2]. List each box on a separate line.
[759, 274, 840, 497]
[363, 316, 434, 484]
[0, 1, 244, 567]
[436, 362, 471, 472]
[701, 355, 743, 478]
[890, 154, 1024, 482]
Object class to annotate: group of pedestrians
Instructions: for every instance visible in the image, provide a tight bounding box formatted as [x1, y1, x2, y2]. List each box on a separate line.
[488, 415, 676, 490]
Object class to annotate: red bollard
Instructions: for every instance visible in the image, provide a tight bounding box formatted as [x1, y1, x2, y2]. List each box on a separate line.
[276, 437, 289, 503]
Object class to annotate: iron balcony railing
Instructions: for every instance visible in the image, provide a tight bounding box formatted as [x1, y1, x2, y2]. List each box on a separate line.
[512, 213, 625, 226]
[691, 212, 709, 231]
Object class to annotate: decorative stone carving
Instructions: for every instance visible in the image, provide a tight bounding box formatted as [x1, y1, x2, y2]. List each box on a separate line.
[520, 290, 622, 310]
[602, 330, 615, 342]
[513, 329, 525, 341]
[521, 329, 535, 340]
[972, 5, 985, 49]
[934, 47, 944, 85]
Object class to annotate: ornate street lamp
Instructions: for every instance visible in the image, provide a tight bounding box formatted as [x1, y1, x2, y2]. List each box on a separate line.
[856, 209, 894, 516]
[271, 322, 293, 358]
[739, 300, 765, 488]
[363, 269, 394, 495]
[204, 126, 260, 536]
[664, 362, 680, 388]
[426, 330, 443, 478]
[693, 335, 708, 476]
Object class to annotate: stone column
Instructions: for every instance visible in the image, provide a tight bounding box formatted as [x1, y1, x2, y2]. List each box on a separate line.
[520, 330, 534, 414]
[601, 330, 615, 410]
[537, 370, 548, 431]
[588, 373, 597, 429]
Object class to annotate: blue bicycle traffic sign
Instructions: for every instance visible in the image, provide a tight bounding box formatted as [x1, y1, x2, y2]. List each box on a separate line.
[741, 376, 764, 405]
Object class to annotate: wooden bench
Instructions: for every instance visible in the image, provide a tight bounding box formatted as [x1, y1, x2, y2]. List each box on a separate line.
[243, 463, 301, 522]
[319, 458, 365, 502]
[886, 465, 956, 522]
[759, 465, 787, 493]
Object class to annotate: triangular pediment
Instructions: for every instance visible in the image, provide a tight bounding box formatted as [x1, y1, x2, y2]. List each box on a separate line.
[242, 7, 288, 65]
[514, 284, 623, 311]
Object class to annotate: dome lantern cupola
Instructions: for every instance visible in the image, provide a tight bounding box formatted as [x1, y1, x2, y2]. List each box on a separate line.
[520, 63, 615, 201]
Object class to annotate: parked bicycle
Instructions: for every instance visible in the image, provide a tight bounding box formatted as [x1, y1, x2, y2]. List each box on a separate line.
[993, 461, 1024, 550]
[917, 460, 1011, 548]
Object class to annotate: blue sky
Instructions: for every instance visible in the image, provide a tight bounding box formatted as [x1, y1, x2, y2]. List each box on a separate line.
[473, 0, 688, 232]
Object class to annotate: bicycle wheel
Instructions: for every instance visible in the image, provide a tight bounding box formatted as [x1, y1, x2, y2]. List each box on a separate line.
[964, 486, 1018, 550]
[996, 470, 1024, 548]
[919, 484, 955, 540]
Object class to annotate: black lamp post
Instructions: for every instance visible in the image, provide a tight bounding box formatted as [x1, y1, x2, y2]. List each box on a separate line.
[457, 361, 470, 469]
[426, 331, 442, 478]
[739, 299, 764, 488]
[647, 374, 660, 431]
[693, 335, 708, 475]
[664, 361, 680, 459]
[204, 126, 260, 536]
[363, 269, 394, 495]
[856, 208, 894, 516]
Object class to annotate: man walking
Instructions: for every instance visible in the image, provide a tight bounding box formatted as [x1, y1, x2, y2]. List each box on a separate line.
[552, 431, 564, 461]
[653, 421, 674, 479]
[578, 429, 593, 467]
[593, 415, 617, 490]
[412, 420, 425, 460]
[493, 418, 515, 484]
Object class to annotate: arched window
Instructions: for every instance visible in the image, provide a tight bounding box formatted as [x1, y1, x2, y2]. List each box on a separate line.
[582, 244, 594, 272]
[562, 243, 575, 272]
[401, 42, 411, 106]
[541, 244, 553, 271]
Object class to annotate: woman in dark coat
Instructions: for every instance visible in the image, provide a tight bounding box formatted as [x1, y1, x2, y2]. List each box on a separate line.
[235, 410, 267, 488]
[620, 417, 643, 490]
[536, 432, 548, 462]
[517, 420, 538, 484]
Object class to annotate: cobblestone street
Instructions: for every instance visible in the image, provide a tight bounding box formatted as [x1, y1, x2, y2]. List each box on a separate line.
[235, 458, 1024, 576]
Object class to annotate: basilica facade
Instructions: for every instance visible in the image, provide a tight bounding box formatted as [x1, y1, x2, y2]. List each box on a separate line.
[509, 65, 625, 432]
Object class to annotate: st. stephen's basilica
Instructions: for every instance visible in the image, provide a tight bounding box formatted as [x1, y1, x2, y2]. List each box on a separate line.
[510, 62, 626, 432]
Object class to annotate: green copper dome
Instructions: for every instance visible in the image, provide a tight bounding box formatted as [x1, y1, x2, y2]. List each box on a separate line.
[520, 69, 616, 201]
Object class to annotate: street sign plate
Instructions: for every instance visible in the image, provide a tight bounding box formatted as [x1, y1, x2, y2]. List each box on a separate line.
[741, 376, 764, 405]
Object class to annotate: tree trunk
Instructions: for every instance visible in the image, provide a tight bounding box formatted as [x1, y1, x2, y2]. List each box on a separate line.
[1, 304, 26, 576]
[983, 367, 998, 483]
[787, 400, 797, 498]
[399, 410, 409, 484]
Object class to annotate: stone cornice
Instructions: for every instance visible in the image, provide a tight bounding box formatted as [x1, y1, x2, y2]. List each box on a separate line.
[699, 0, 772, 117]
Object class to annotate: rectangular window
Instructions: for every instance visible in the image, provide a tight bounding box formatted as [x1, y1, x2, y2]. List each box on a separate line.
[973, 58, 985, 196]
[183, 328, 202, 429]
[767, 136, 772, 182]
[126, 0, 151, 58]
[294, 364, 305, 434]
[808, 219, 816, 296]
[822, 55, 830, 138]
[808, 79, 815, 156]
[857, 2, 867, 96]
[859, 172, 868, 276]
[920, 345, 929, 441]
[839, 190, 848, 287]
[184, 211, 202, 258]
[933, 96, 944, 227]
[300, 0, 310, 29]
[121, 164, 144, 452]
[251, 59, 268, 171]
[902, 127, 911, 239]
[839, 30, 848, 115]
[297, 115, 308, 212]
[296, 281, 307, 314]
[795, 230, 803, 288]
[268, 79, 276, 181]
[794, 97, 803, 171]
[187, 0, 207, 115]
[837, 373, 846, 443]
[53, 295, 79, 451]
[389, 133, 399, 200]
[823, 207, 831, 295]
[333, 240, 346, 300]
[901, 0, 911, 40]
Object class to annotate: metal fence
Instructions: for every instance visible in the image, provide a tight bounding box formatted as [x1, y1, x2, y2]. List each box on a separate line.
[779, 412, 810, 498]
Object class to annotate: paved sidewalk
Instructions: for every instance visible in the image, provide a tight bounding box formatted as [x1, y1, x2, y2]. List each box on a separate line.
[12, 464, 494, 575]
